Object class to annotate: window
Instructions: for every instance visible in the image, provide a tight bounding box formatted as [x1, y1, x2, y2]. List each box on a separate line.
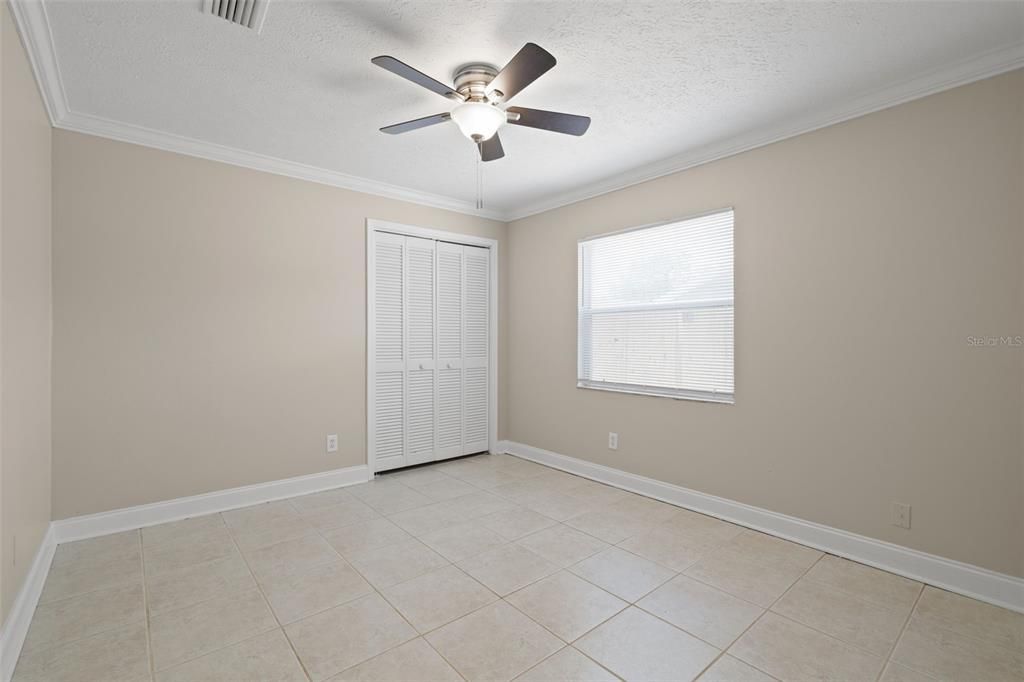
[577, 209, 734, 403]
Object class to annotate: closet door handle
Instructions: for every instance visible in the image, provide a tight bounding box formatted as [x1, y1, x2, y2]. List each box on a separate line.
[418, 363, 424, 370]
[446, 362, 452, 369]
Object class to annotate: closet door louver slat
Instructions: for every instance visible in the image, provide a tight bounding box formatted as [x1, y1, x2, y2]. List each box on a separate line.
[462, 246, 490, 455]
[372, 233, 406, 468]
[435, 241, 464, 460]
[405, 237, 436, 465]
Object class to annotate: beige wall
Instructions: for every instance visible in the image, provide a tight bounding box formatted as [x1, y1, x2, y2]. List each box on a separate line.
[52, 130, 506, 519]
[1, 2, 53, 623]
[40, 59, 1024, 580]
[507, 70, 1024, 578]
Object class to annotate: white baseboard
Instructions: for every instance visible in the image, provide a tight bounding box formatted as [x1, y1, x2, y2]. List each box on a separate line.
[0, 525, 56, 682]
[500, 440, 1024, 614]
[52, 464, 371, 544]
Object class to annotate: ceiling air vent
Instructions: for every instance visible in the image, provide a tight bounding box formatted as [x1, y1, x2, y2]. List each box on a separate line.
[203, 0, 269, 33]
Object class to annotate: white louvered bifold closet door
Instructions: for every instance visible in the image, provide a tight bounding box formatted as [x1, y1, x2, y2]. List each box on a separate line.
[462, 245, 490, 455]
[435, 241, 464, 460]
[404, 237, 436, 466]
[371, 231, 490, 472]
[371, 232, 406, 471]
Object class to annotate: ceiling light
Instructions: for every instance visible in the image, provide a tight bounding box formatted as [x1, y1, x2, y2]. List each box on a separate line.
[450, 102, 505, 142]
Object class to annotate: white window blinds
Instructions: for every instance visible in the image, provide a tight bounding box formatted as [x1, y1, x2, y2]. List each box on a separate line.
[577, 209, 734, 403]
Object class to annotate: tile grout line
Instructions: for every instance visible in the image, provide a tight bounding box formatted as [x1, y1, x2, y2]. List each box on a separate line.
[135, 556, 259, 619]
[513, 544, 609, 574]
[713, 553, 828, 678]
[436, 552, 610, 679]
[632, 594, 748, 653]
[216, 509, 314, 682]
[560, 560, 675, 606]
[607, 528, 916, 672]
[874, 585, 928, 682]
[307, 489, 472, 681]
[500, 581, 622, 644]
[369, 564, 472, 682]
[888, 589, 1024, 659]
[513, 641, 624, 682]
[761, 573, 926, 661]
[483, 510, 783, 680]
[15, 538, 155, 676]
[167, 627, 313, 678]
[551, 533, 773, 660]
[343, 470, 569, 678]
[139, 519, 282, 677]
[379, 564, 608, 681]
[486, 528, 727, 678]
[310, 464, 603, 680]
[14, 601, 149, 669]
[692, 549, 829, 682]
[566, 646, 625, 682]
[33, 546, 164, 609]
[795, 568, 922, 611]
[138, 530, 158, 682]
[496, 587, 635, 680]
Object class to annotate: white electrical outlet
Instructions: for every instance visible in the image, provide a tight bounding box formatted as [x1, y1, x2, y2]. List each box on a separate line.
[326, 434, 338, 453]
[892, 502, 911, 529]
[608, 432, 618, 450]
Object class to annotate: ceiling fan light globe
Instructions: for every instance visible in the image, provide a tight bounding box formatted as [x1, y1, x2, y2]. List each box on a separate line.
[450, 102, 505, 142]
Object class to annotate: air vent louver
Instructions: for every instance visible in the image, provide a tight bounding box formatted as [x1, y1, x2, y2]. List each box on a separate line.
[204, 0, 269, 33]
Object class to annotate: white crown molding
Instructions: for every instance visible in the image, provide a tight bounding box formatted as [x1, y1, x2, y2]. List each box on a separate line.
[9, 0, 1024, 223]
[501, 441, 1024, 614]
[55, 110, 507, 220]
[0, 525, 55, 682]
[7, 0, 68, 124]
[504, 41, 1024, 221]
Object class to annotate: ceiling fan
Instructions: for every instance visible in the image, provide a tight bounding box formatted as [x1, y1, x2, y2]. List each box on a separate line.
[371, 43, 591, 162]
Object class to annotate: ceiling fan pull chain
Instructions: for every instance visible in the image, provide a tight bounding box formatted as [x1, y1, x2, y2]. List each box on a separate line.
[476, 152, 483, 210]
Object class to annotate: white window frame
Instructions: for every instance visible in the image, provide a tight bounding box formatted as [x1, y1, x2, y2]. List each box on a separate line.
[366, 219, 500, 474]
[577, 208, 735, 404]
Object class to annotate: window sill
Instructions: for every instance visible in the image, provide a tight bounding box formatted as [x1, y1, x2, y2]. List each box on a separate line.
[576, 382, 734, 405]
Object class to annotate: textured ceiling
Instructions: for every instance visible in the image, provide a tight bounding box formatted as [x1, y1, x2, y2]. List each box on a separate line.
[42, 0, 1024, 216]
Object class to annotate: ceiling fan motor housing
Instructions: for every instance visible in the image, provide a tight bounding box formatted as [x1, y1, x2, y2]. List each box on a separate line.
[453, 63, 500, 101]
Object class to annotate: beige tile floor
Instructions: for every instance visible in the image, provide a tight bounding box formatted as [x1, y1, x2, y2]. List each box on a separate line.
[14, 454, 1024, 682]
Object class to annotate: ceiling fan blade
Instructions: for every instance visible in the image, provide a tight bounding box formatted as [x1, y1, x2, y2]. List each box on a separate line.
[506, 107, 591, 136]
[478, 133, 505, 162]
[485, 43, 556, 103]
[380, 113, 451, 135]
[371, 55, 465, 101]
